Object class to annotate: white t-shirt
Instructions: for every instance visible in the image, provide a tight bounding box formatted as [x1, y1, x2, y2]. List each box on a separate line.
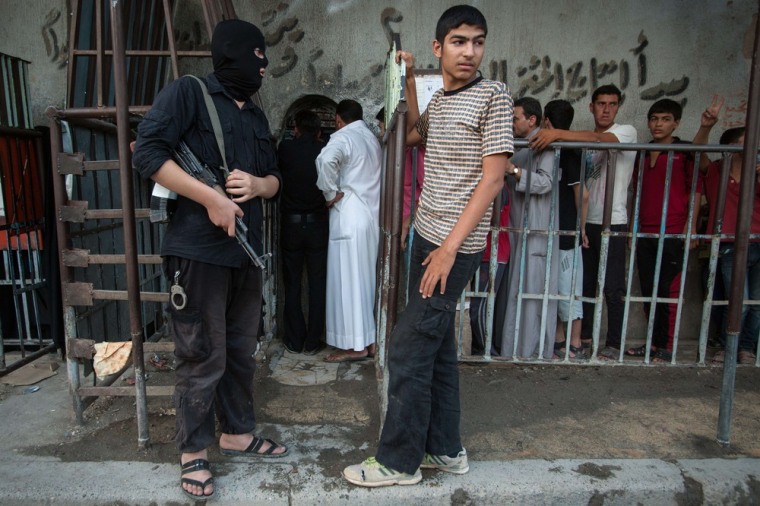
[585, 123, 637, 225]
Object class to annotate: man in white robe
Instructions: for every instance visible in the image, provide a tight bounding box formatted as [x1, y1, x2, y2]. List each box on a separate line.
[316, 99, 381, 362]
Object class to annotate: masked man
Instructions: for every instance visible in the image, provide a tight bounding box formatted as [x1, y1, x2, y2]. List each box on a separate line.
[133, 19, 287, 501]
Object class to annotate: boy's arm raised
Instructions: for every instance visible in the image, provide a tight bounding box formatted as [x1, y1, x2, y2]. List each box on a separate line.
[397, 50, 423, 146]
[418, 153, 507, 298]
[693, 95, 724, 173]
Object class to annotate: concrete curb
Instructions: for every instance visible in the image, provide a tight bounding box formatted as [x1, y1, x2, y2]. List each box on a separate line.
[1, 455, 757, 505]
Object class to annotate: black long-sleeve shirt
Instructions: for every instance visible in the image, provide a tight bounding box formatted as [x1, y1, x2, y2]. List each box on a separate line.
[133, 74, 280, 267]
[277, 134, 326, 215]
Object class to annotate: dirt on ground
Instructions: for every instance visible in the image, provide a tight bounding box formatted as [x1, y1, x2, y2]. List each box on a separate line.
[18, 346, 760, 470]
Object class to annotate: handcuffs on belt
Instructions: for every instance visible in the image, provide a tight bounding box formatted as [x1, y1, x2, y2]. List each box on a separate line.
[170, 270, 187, 310]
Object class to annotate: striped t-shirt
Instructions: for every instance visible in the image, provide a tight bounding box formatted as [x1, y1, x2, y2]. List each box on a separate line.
[414, 76, 514, 253]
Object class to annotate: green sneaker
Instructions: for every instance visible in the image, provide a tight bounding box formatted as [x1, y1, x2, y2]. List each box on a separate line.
[420, 448, 469, 474]
[343, 457, 422, 487]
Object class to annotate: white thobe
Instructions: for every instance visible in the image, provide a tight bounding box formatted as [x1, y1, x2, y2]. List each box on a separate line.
[316, 120, 381, 351]
[501, 129, 559, 359]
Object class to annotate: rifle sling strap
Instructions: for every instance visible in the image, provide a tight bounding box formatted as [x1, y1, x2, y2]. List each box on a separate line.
[186, 75, 229, 179]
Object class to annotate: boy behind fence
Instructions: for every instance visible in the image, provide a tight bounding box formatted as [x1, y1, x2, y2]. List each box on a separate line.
[627, 99, 701, 363]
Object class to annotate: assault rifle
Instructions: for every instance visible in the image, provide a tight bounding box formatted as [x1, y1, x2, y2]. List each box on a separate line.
[169, 141, 270, 269]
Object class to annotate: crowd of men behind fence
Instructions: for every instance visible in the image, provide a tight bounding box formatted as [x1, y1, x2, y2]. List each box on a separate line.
[276, 88, 760, 369]
[484, 90, 759, 366]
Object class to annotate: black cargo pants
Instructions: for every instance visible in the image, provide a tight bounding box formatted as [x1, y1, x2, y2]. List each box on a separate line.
[165, 256, 262, 453]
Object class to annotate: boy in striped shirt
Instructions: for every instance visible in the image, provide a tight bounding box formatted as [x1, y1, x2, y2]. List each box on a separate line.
[343, 4, 513, 487]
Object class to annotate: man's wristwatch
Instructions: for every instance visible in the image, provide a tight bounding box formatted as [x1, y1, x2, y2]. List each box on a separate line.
[512, 166, 521, 177]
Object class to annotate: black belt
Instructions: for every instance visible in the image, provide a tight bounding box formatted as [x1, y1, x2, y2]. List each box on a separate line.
[283, 212, 328, 224]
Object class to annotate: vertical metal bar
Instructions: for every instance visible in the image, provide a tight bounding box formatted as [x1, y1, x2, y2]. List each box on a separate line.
[47, 112, 84, 423]
[718, 0, 760, 445]
[1, 55, 10, 125]
[0, 254, 4, 369]
[483, 194, 501, 361]
[199, 0, 216, 41]
[386, 103, 407, 341]
[110, 0, 149, 448]
[592, 151, 619, 360]
[162, 0, 180, 80]
[622, 149, 645, 358]
[66, 0, 81, 108]
[376, 109, 395, 366]
[222, 0, 236, 20]
[19, 59, 31, 129]
[512, 150, 534, 358]
[95, 0, 103, 107]
[405, 146, 420, 304]
[537, 148, 560, 359]
[1, 135, 23, 357]
[3, 57, 18, 127]
[671, 146, 702, 363]
[377, 105, 406, 430]
[699, 155, 732, 363]
[643, 150, 676, 363]
[559, 146, 585, 361]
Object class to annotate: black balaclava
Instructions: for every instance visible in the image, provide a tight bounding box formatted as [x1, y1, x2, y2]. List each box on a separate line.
[212, 19, 269, 101]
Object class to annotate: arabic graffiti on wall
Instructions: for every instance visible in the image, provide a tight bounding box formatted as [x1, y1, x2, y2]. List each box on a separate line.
[264, 2, 383, 101]
[498, 30, 690, 107]
[41, 6, 68, 69]
[263, 5, 692, 112]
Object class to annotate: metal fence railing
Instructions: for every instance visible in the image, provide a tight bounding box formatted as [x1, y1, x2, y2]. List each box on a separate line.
[387, 139, 757, 367]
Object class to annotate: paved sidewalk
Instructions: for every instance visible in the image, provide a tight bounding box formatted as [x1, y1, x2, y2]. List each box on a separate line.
[0, 344, 758, 504]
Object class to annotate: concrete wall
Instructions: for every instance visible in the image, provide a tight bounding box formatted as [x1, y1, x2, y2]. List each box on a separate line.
[1, 1, 755, 138]
[240, 0, 755, 139]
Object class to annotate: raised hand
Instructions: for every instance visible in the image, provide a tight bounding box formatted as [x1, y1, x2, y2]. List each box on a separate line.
[701, 94, 724, 128]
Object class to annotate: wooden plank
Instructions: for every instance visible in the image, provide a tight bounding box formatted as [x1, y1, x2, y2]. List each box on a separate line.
[91, 289, 169, 303]
[57, 152, 84, 175]
[66, 338, 96, 359]
[78, 385, 174, 397]
[144, 342, 174, 352]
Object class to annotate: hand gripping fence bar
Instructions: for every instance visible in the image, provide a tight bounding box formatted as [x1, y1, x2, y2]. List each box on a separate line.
[172, 140, 270, 269]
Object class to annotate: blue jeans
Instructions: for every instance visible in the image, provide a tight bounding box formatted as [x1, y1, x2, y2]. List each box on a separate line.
[376, 235, 481, 474]
[720, 242, 760, 352]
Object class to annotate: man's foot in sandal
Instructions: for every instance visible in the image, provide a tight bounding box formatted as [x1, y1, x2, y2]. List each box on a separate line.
[651, 349, 673, 364]
[568, 344, 588, 359]
[219, 433, 289, 458]
[324, 349, 369, 363]
[554, 341, 588, 359]
[597, 346, 621, 361]
[626, 344, 656, 357]
[180, 451, 214, 500]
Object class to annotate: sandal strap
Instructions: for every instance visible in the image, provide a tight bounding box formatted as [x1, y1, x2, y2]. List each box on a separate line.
[181, 476, 214, 489]
[246, 436, 279, 455]
[653, 349, 673, 361]
[181, 458, 210, 475]
[568, 344, 588, 357]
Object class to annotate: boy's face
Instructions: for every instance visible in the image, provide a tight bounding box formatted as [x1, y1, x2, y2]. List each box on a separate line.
[433, 24, 485, 89]
[648, 112, 679, 142]
[589, 94, 620, 130]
